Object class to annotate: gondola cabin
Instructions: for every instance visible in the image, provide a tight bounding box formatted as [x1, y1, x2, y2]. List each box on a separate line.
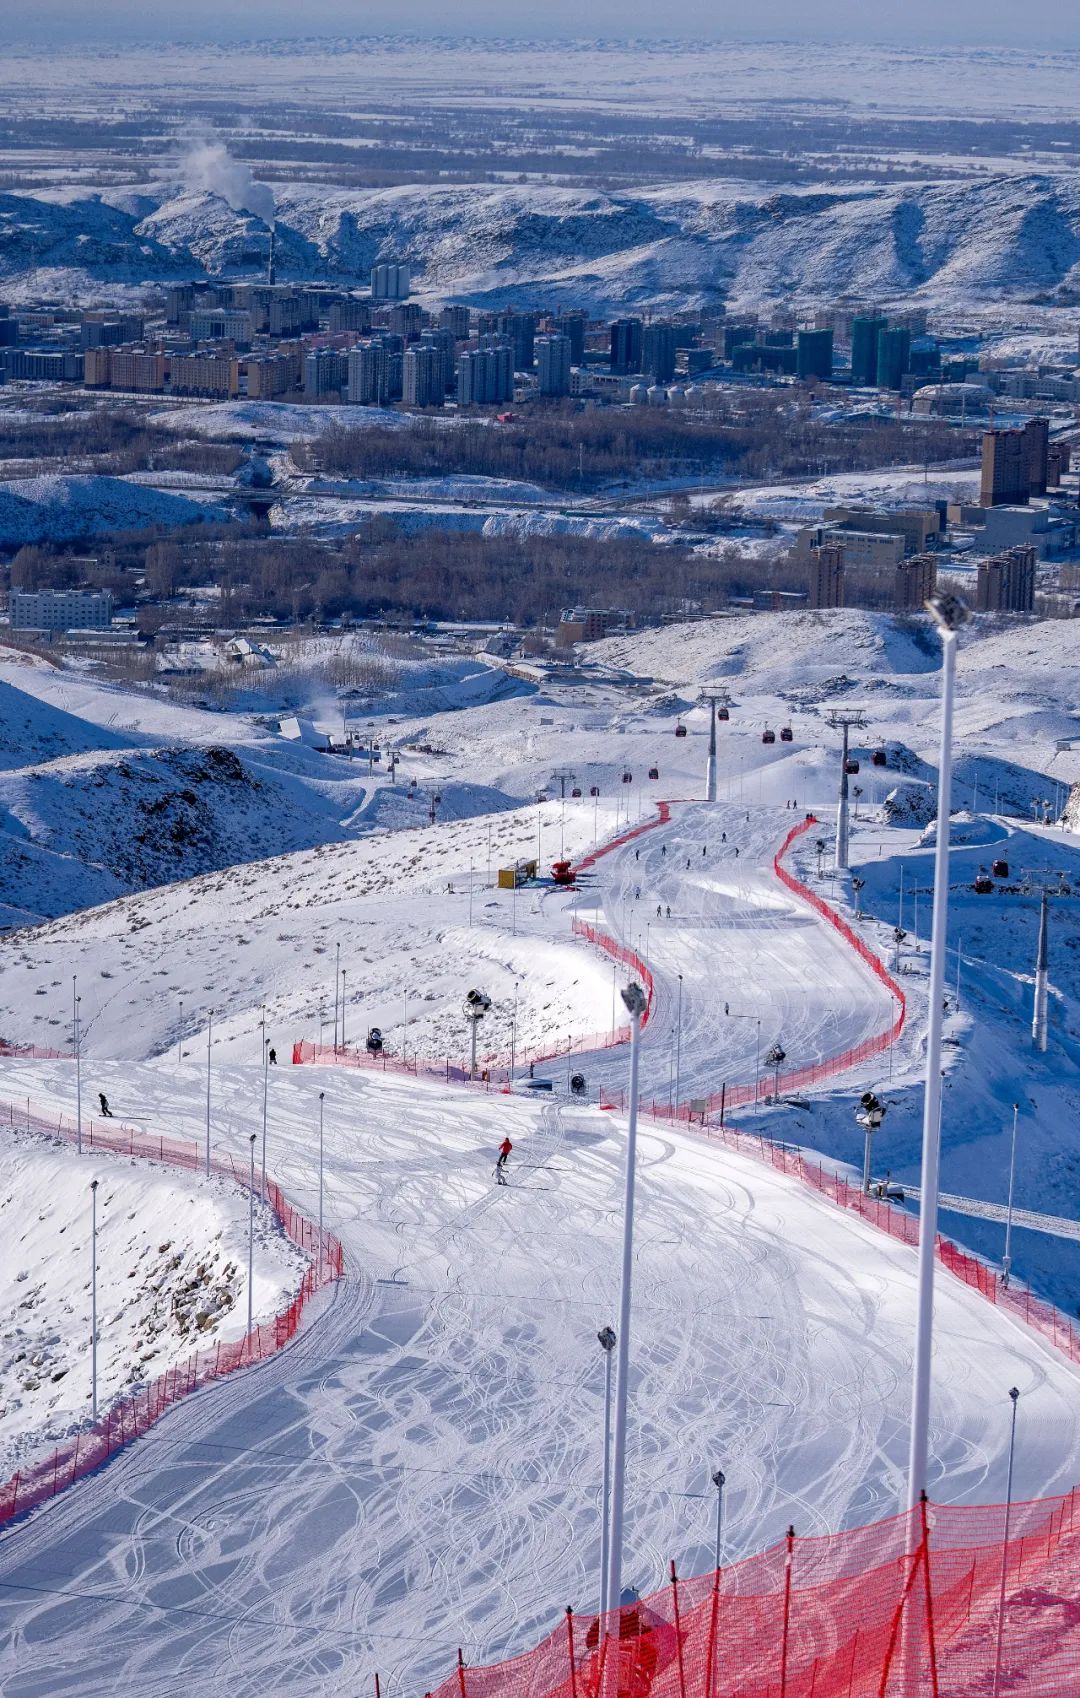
[674, 723, 688, 738]
[992, 858, 1009, 878]
[621, 771, 633, 784]
[974, 873, 993, 894]
[762, 728, 776, 745]
[589, 785, 600, 797]
[845, 758, 860, 774]
[872, 749, 887, 767]
[718, 706, 729, 721]
[780, 726, 793, 742]
[571, 787, 582, 798]
[648, 766, 659, 780]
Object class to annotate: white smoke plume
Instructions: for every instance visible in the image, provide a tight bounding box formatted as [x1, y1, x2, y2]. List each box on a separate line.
[181, 137, 276, 226]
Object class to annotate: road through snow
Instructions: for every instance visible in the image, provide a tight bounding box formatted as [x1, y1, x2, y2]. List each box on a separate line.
[0, 1056, 1078, 1698]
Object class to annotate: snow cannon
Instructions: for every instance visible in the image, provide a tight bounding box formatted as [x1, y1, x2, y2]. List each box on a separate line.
[551, 860, 575, 887]
[366, 1027, 384, 1054]
[570, 1072, 587, 1097]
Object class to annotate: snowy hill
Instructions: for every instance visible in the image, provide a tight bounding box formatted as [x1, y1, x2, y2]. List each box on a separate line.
[0, 475, 232, 547]
[5, 174, 1080, 309]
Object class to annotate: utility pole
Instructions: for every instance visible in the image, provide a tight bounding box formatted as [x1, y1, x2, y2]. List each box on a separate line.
[247, 1133, 257, 1335]
[674, 974, 684, 1110]
[1031, 891, 1049, 1051]
[317, 1091, 325, 1281]
[73, 977, 82, 1156]
[205, 1009, 213, 1177]
[907, 590, 966, 1514]
[825, 709, 867, 872]
[699, 691, 730, 804]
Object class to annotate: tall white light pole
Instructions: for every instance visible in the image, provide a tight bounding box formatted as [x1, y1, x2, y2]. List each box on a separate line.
[333, 941, 341, 1050]
[317, 1090, 325, 1282]
[712, 1468, 726, 1572]
[90, 1178, 99, 1422]
[597, 1324, 617, 1616]
[341, 969, 348, 1050]
[247, 1133, 257, 1336]
[907, 592, 966, 1513]
[1031, 892, 1049, 1051]
[178, 998, 184, 1067]
[674, 974, 684, 1112]
[1002, 1102, 1019, 1287]
[605, 980, 648, 1619]
[992, 1388, 1021, 1698]
[261, 1023, 269, 1202]
[205, 1009, 213, 1177]
[73, 977, 82, 1156]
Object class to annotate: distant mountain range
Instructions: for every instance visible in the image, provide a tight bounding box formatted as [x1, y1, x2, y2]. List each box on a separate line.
[3, 172, 1080, 311]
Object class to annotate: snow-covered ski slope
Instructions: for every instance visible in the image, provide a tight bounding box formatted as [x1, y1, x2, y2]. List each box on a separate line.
[0, 1056, 1078, 1698]
[1, 607, 1080, 1693]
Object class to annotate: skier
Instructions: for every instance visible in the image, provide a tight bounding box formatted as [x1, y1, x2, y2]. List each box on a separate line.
[724, 1001, 730, 1016]
[635, 849, 640, 861]
[656, 904, 662, 917]
[665, 905, 671, 919]
[496, 1136, 513, 1183]
[661, 844, 667, 857]
[702, 846, 707, 857]
[268, 1046, 277, 1066]
[734, 846, 740, 858]
[686, 857, 690, 869]
[721, 831, 727, 843]
[98, 1092, 112, 1118]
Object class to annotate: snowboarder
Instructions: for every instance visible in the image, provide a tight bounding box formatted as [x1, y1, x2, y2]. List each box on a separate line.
[268, 1047, 277, 1066]
[496, 1136, 513, 1182]
[98, 1092, 112, 1118]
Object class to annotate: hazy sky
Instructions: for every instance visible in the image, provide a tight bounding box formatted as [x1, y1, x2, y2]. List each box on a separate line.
[9, 0, 1080, 47]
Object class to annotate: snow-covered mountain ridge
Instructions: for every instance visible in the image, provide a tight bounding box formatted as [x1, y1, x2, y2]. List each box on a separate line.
[5, 173, 1080, 309]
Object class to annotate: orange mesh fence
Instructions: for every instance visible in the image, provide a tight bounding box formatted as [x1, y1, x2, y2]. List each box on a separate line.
[0, 1093, 343, 1529]
[0, 1039, 72, 1059]
[428, 1491, 1080, 1698]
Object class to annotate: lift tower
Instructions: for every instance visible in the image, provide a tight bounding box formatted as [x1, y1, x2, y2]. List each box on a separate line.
[825, 709, 867, 872]
[699, 691, 731, 803]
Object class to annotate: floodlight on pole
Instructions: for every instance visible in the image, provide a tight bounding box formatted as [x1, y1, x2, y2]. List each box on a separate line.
[247, 1133, 257, 1337]
[857, 1091, 887, 1194]
[317, 1091, 325, 1282]
[1002, 1103, 1019, 1287]
[205, 1008, 213, 1178]
[991, 1387, 1021, 1698]
[73, 977, 82, 1156]
[261, 1009, 269, 1201]
[605, 980, 648, 1621]
[1031, 891, 1049, 1051]
[674, 974, 684, 1112]
[90, 1178, 99, 1422]
[597, 1324, 617, 1617]
[907, 589, 967, 1514]
[712, 1468, 726, 1573]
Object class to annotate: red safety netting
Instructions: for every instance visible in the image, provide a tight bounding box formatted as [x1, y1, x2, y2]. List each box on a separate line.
[428, 1490, 1080, 1698]
[0, 1039, 72, 1059]
[0, 1094, 343, 1529]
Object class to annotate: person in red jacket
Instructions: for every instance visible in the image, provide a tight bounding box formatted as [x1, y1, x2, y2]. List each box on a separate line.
[496, 1137, 513, 1183]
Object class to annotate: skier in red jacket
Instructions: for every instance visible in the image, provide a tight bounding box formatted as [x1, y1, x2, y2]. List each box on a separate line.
[496, 1137, 513, 1183]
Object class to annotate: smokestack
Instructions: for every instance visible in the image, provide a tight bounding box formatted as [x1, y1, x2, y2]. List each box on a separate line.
[1032, 890, 1049, 1051]
[268, 224, 276, 287]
